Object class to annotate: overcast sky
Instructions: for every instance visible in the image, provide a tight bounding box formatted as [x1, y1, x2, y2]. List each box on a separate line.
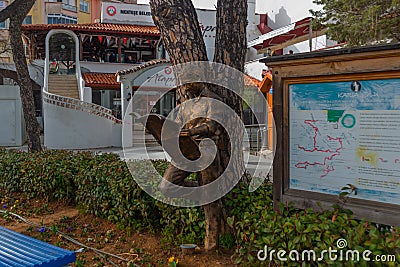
[137, 0, 269, 13]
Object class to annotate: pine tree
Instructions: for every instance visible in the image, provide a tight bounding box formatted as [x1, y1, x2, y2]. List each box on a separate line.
[311, 0, 400, 46]
[149, 0, 247, 250]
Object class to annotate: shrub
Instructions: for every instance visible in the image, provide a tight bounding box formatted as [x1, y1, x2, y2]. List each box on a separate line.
[156, 202, 205, 245]
[0, 149, 90, 200]
[0, 148, 398, 266]
[225, 182, 400, 266]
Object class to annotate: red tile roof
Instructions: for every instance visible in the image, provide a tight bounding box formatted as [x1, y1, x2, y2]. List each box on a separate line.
[82, 72, 120, 90]
[244, 75, 262, 88]
[117, 59, 262, 88]
[116, 59, 170, 76]
[83, 70, 261, 91]
[22, 23, 159, 36]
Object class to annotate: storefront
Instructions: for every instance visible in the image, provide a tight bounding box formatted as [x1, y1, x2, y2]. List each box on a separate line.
[81, 72, 122, 118]
[100, 2, 217, 59]
[22, 23, 160, 63]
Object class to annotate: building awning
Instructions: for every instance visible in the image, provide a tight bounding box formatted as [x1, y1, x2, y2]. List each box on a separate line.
[82, 72, 120, 90]
[22, 23, 159, 36]
[83, 71, 262, 91]
[248, 17, 326, 54]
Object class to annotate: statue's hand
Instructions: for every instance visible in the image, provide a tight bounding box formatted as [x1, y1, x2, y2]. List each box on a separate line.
[179, 129, 190, 137]
[180, 126, 208, 137]
[180, 121, 222, 137]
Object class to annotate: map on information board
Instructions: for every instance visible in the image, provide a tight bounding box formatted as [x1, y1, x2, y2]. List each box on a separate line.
[289, 78, 400, 205]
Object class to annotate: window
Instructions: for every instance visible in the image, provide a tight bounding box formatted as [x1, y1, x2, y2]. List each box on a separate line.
[0, 0, 6, 28]
[47, 14, 77, 24]
[79, 0, 89, 13]
[49, 0, 71, 3]
[22, 16, 32, 25]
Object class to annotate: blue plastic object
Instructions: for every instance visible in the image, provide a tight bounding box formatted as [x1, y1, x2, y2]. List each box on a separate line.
[0, 226, 76, 267]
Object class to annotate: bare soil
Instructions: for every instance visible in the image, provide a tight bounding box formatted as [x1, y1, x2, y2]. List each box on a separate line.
[0, 194, 234, 267]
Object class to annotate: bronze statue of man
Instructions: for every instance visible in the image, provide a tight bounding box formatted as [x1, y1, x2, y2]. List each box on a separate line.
[158, 84, 226, 198]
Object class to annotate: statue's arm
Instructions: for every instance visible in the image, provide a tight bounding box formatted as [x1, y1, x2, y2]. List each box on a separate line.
[180, 119, 221, 137]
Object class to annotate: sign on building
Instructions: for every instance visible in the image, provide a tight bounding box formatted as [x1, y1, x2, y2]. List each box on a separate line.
[101, 3, 154, 26]
[197, 9, 216, 60]
[132, 65, 176, 89]
[101, 3, 216, 58]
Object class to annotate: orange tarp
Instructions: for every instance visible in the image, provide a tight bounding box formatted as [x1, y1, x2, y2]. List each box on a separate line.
[259, 73, 273, 150]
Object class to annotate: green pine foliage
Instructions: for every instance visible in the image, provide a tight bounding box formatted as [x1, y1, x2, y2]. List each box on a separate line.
[311, 0, 400, 46]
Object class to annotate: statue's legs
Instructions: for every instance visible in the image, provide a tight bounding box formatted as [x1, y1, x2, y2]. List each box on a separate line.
[200, 156, 222, 251]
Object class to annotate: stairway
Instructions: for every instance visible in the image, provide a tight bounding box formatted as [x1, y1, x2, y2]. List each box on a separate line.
[48, 74, 80, 99]
[132, 122, 161, 148]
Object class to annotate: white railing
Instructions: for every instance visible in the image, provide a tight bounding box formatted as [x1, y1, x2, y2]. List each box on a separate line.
[62, 3, 77, 12]
[78, 70, 84, 100]
[44, 59, 49, 94]
[43, 91, 122, 124]
[245, 124, 266, 152]
[43, 29, 116, 122]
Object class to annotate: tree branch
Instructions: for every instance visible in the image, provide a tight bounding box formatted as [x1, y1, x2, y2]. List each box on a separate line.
[0, 0, 35, 23]
[149, 0, 208, 65]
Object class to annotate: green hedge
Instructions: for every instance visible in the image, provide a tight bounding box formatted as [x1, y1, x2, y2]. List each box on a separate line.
[0, 148, 398, 266]
[226, 183, 400, 266]
[0, 149, 204, 243]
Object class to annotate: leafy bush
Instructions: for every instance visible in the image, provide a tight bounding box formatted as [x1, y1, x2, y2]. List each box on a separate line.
[0, 148, 398, 266]
[0, 149, 201, 235]
[225, 182, 400, 266]
[0, 149, 90, 200]
[156, 202, 205, 245]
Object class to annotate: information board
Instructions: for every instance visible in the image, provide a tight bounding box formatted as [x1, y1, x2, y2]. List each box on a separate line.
[263, 43, 400, 226]
[289, 79, 400, 205]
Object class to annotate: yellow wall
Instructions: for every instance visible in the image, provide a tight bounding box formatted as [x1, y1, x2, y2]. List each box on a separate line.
[26, 0, 93, 25]
[78, 0, 92, 24]
[28, 0, 45, 24]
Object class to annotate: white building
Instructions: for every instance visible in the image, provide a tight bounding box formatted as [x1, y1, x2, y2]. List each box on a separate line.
[246, 0, 332, 79]
[0, 1, 328, 149]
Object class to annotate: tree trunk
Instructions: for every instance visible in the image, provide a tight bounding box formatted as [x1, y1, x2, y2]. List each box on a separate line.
[150, 0, 209, 100]
[150, 0, 208, 64]
[150, 0, 247, 251]
[213, 0, 248, 235]
[8, 0, 42, 152]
